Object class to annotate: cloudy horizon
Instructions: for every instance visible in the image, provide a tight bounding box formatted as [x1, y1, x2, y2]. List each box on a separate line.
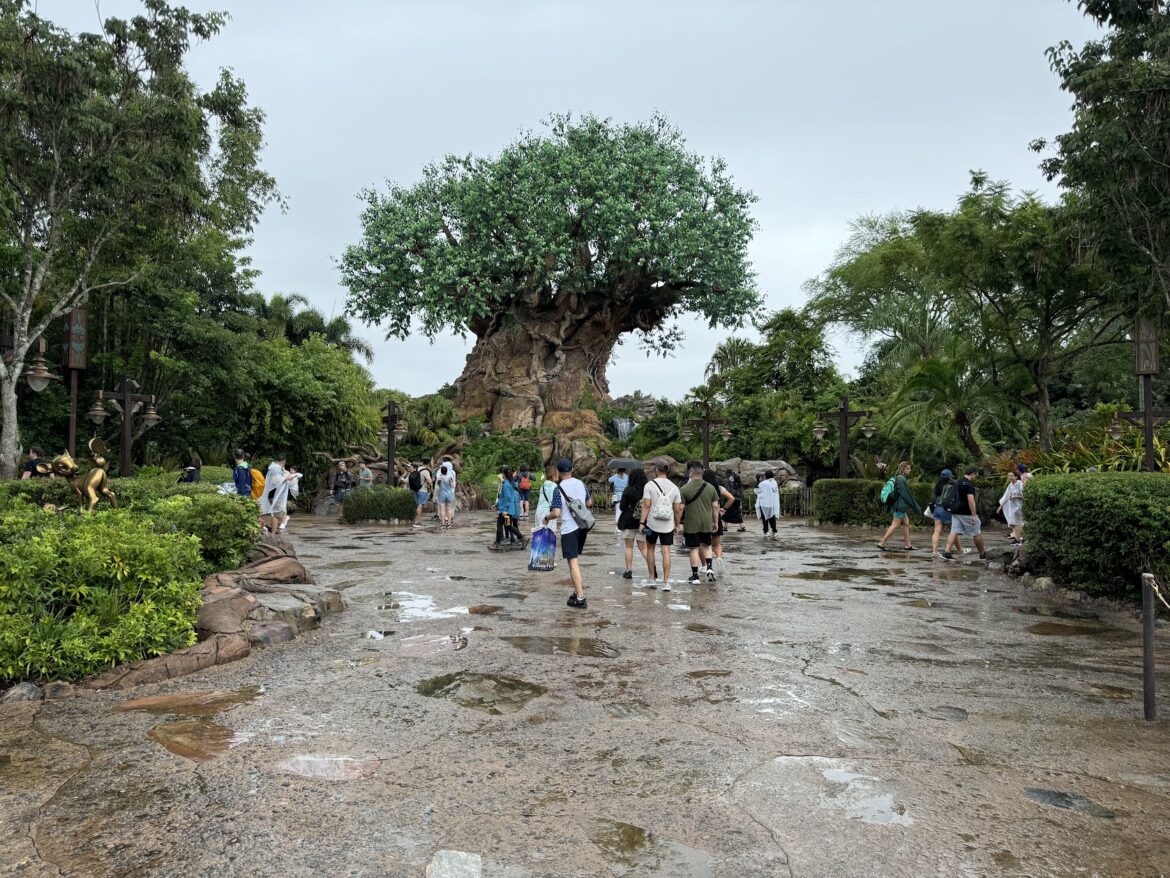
[40, 1, 1101, 401]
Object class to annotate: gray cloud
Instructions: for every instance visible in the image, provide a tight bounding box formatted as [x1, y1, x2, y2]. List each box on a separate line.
[44, 1, 1100, 399]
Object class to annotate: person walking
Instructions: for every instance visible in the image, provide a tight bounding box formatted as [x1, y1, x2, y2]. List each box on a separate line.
[260, 454, 289, 533]
[357, 458, 374, 491]
[544, 458, 591, 609]
[517, 467, 533, 518]
[943, 465, 988, 560]
[408, 463, 431, 529]
[608, 467, 629, 528]
[21, 447, 50, 479]
[1016, 463, 1032, 485]
[232, 449, 252, 497]
[640, 461, 682, 589]
[724, 472, 747, 532]
[494, 466, 525, 547]
[997, 470, 1025, 545]
[927, 468, 964, 556]
[534, 463, 559, 526]
[680, 461, 720, 584]
[756, 470, 780, 537]
[435, 461, 457, 529]
[331, 461, 354, 518]
[878, 461, 922, 551]
[617, 468, 649, 580]
[703, 469, 737, 570]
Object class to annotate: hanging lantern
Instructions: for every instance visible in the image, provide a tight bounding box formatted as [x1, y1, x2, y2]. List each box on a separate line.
[87, 398, 108, 425]
[812, 420, 827, 441]
[861, 418, 877, 439]
[24, 351, 57, 393]
[1107, 416, 1124, 441]
[141, 402, 162, 429]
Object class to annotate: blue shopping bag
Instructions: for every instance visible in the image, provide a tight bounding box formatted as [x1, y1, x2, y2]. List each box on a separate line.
[528, 526, 557, 571]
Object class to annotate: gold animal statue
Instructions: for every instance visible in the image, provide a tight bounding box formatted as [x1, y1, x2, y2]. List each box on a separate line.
[39, 439, 118, 512]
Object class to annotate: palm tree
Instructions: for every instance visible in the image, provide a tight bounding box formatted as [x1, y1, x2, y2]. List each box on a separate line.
[254, 293, 375, 363]
[705, 337, 758, 381]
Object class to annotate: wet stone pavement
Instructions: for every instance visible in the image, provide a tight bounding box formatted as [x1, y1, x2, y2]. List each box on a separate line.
[2, 513, 1170, 877]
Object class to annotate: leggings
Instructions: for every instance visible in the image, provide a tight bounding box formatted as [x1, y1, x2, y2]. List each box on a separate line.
[496, 513, 523, 543]
[762, 515, 777, 534]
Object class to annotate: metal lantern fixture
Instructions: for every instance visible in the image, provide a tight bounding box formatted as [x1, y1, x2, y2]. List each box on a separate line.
[377, 426, 389, 445]
[86, 399, 109, 425]
[1108, 416, 1124, 441]
[24, 349, 58, 393]
[861, 418, 877, 439]
[141, 402, 162, 429]
[394, 421, 408, 442]
[720, 426, 732, 441]
[812, 420, 827, 441]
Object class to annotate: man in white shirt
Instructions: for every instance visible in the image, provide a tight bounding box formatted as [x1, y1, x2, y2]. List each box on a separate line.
[543, 457, 591, 610]
[639, 461, 683, 589]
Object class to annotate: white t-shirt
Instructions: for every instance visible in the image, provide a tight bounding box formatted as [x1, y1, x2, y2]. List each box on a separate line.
[642, 477, 682, 534]
[550, 476, 589, 536]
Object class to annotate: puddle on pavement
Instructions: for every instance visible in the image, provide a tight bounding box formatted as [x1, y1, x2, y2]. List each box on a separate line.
[489, 592, 529, 601]
[468, 604, 503, 615]
[322, 559, 383, 569]
[684, 622, 725, 635]
[901, 599, 939, 609]
[276, 755, 381, 780]
[603, 701, 656, 720]
[944, 625, 979, 635]
[1027, 622, 1118, 637]
[792, 592, 822, 600]
[416, 672, 546, 714]
[396, 634, 468, 657]
[114, 687, 261, 717]
[790, 569, 869, 581]
[147, 720, 248, 763]
[835, 721, 896, 750]
[1025, 788, 1115, 818]
[1013, 605, 1101, 621]
[501, 635, 620, 658]
[687, 670, 731, 679]
[820, 766, 913, 826]
[393, 592, 461, 622]
[915, 705, 969, 721]
[590, 819, 714, 877]
[329, 579, 364, 590]
[1087, 684, 1131, 699]
[851, 586, 879, 592]
[885, 641, 955, 656]
[446, 575, 469, 581]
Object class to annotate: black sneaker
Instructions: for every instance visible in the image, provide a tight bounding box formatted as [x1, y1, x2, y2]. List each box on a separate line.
[941, 551, 955, 561]
[687, 574, 702, 585]
[978, 553, 988, 561]
[567, 595, 588, 609]
[622, 570, 633, 579]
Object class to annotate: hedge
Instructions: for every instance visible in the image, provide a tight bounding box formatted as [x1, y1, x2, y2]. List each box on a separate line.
[341, 485, 417, 523]
[1024, 472, 1170, 597]
[0, 502, 203, 685]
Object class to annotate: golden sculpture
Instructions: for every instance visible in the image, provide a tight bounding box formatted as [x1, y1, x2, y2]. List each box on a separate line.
[38, 439, 118, 511]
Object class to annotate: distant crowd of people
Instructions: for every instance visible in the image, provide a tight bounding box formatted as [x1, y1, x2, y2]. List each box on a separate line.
[230, 449, 303, 534]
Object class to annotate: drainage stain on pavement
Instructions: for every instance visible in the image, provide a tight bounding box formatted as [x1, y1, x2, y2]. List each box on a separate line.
[415, 672, 546, 714]
[1025, 788, 1116, 819]
[147, 720, 248, 763]
[113, 687, 261, 717]
[501, 635, 620, 658]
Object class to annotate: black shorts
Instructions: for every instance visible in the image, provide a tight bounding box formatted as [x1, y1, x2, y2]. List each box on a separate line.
[561, 529, 587, 560]
[683, 532, 713, 548]
[644, 528, 675, 547]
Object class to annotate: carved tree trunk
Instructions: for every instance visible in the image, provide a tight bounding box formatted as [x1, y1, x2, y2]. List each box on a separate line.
[454, 294, 645, 432]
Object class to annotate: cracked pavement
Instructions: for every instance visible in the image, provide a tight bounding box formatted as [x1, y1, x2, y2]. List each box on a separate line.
[1, 513, 1169, 877]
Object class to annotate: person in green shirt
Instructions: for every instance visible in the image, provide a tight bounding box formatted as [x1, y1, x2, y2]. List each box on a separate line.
[877, 460, 923, 551]
[679, 461, 720, 585]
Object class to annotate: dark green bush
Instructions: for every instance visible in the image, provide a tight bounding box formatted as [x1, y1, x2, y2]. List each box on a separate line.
[1025, 473, 1170, 597]
[813, 479, 934, 527]
[461, 435, 542, 493]
[341, 486, 416, 523]
[146, 493, 259, 574]
[0, 504, 203, 685]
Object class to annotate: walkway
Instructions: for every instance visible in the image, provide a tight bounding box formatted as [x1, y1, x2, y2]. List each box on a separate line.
[2, 514, 1168, 877]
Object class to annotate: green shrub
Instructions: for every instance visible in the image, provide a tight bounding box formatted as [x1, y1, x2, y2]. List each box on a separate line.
[461, 435, 542, 491]
[200, 465, 233, 485]
[1025, 473, 1170, 597]
[812, 479, 934, 527]
[0, 471, 247, 510]
[0, 505, 203, 685]
[147, 493, 259, 574]
[341, 486, 416, 523]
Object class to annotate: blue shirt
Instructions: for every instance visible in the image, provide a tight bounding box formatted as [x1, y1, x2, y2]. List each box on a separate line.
[497, 480, 521, 518]
[233, 463, 252, 497]
[608, 473, 629, 497]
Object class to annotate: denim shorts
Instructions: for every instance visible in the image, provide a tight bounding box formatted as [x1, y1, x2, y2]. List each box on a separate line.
[415, 490, 429, 505]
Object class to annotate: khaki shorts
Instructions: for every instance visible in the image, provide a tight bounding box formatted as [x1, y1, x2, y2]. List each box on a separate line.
[620, 528, 646, 542]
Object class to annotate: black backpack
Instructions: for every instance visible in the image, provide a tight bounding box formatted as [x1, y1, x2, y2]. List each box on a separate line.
[407, 470, 422, 491]
[939, 482, 961, 513]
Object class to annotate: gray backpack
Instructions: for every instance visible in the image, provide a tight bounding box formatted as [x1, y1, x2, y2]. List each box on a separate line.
[555, 484, 595, 531]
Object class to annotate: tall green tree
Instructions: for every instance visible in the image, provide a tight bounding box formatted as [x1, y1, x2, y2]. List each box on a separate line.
[341, 113, 760, 432]
[1035, 0, 1170, 314]
[0, 0, 278, 478]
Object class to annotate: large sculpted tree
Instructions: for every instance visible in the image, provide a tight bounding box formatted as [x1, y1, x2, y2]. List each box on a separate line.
[341, 115, 760, 431]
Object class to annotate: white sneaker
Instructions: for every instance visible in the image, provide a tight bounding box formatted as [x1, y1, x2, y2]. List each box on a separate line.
[661, 580, 672, 592]
[412, 523, 423, 529]
[706, 570, 717, 583]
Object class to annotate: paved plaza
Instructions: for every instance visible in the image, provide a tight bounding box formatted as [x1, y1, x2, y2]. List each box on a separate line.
[2, 513, 1169, 877]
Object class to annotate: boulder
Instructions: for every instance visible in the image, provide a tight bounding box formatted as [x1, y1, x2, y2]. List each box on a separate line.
[203, 556, 315, 592]
[247, 621, 296, 647]
[248, 593, 321, 634]
[42, 681, 75, 699]
[246, 530, 298, 564]
[711, 457, 802, 486]
[542, 410, 603, 440]
[1, 682, 44, 704]
[1033, 577, 1056, 592]
[196, 586, 258, 637]
[83, 633, 250, 691]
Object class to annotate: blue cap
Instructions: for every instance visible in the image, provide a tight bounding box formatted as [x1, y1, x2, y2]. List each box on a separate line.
[941, 468, 953, 478]
[556, 457, 573, 472]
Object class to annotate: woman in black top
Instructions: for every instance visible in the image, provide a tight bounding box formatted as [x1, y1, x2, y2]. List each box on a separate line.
[617, 468, 649, 579]
[704, 469, 737, 567]
[723, 472, 746, 531]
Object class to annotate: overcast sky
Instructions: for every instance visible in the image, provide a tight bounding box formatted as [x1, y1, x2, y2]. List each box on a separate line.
[42, 0, 1100, 400]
